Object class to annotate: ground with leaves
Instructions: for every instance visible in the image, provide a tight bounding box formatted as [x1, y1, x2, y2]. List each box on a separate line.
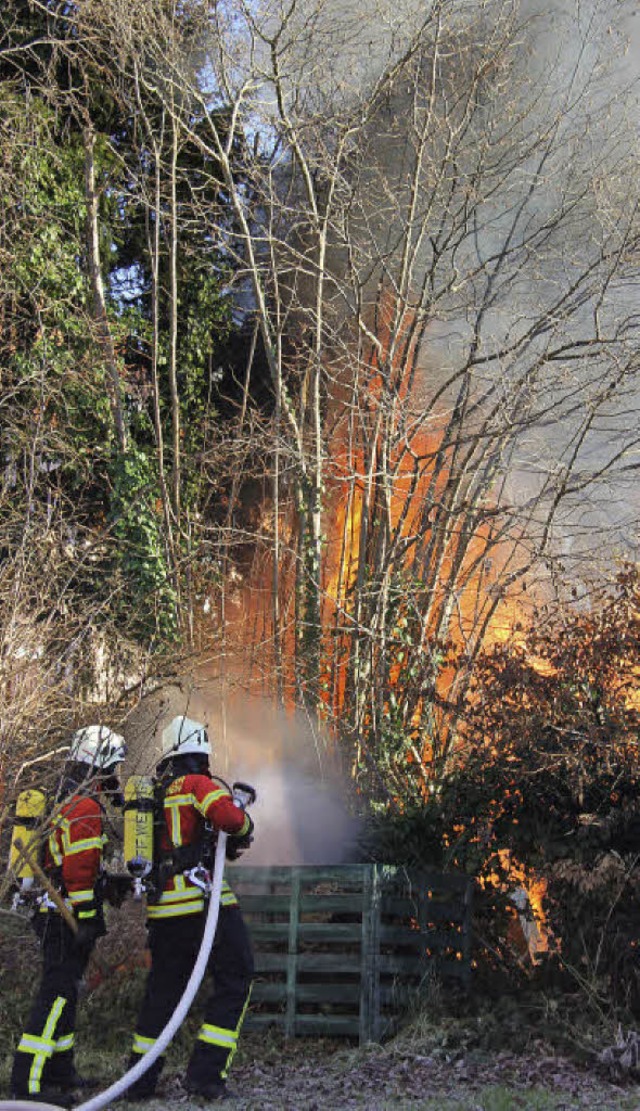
[3, 998, 640, 1111]
[107, 1034, 640, 1111]
[2, 912, 639, 1111]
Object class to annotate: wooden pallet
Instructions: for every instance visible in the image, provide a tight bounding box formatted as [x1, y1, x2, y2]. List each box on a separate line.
[226, 863, 473, 1043]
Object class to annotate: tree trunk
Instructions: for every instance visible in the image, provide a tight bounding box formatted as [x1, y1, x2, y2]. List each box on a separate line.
[83, 124, 127, 455]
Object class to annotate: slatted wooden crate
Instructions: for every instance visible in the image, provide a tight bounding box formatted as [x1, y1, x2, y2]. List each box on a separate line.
[226, 863, 473, 1043]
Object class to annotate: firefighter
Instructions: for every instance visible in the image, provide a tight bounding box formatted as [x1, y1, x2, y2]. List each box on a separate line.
[126, 715, 254, 1103]
[10, 724, 127, 1106]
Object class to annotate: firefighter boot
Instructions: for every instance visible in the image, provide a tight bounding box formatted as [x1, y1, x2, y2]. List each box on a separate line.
[47, 1050, 99, 1092]
[184, 1075, 236, 1101]
[53, 1069, 100, 1092]
[11, 1039, 76, 1107]
[120, 1053, 163, 1101]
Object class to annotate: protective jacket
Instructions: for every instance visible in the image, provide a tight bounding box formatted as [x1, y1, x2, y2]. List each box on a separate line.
[44, 790, 105, 921]
[128, 771, 254, 1099]
[147, 773, 250, 920]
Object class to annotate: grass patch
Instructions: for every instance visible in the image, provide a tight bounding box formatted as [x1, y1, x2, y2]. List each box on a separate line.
[388, 985, 639, 1066]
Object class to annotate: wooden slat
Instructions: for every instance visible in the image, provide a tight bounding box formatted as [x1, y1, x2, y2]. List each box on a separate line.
[248, 922, 293, 943]
[231, 863, 469, 892]
[251, 982, 287, 1002]
[359, 863, 373, 1044]
[296, 865, 373, 885]
[227, 865, 297, 884]
[233, 863, 472, 1044]
[230, 864, 369, 886]
[240, 894, 365, 917]
[238, 894, 293, 913]
[252, 981, 361, 1004]
[285, 867, 300, 1037]
[253, 953, 290, 973]
[299, 894, 364, 913]
[359, 864, 382, 1043]
[371, 868, 382, 1041]
[297, 922, 362, 943]
[244, 1013, 286, 1029]
[296, 982, 361, 1004]
[248, 1014, 363, 1037]
[292, 1015, 361, 1036]
[297, 952, 367, 974]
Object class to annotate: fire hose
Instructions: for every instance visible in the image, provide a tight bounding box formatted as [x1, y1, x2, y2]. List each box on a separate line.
[0, 829, 227, 1111]
[2, 780, 255, 1111]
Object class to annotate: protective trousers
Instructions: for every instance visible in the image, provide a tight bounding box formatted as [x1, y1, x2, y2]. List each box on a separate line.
[129, 904, 254, 1095]
[11, 912, 93, 1097]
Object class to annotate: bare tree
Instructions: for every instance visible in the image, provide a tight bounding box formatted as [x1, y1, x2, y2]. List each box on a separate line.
[8, 0, 639, 799]
[108, 0, 639, 785]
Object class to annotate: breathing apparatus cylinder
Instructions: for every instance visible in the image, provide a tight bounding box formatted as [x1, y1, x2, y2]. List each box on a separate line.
[73, 780, 257, 1111]
[9, 789, 47, 886]
[75, 829, 229, 1111]
[123, 777, 155, 894]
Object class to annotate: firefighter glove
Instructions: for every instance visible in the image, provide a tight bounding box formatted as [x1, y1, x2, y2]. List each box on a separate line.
[102, 873, 134, 908]
[226, 815, 254, 861]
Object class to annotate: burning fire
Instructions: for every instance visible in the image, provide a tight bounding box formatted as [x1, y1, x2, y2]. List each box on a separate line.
[215, 286, 545, 748]
[207, 292, 639, 965]
[498, 850, 550, 961]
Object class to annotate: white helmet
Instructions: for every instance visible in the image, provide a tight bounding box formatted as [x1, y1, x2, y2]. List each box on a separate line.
[68, 725, 127, 771]
[161, 715, 210, 760]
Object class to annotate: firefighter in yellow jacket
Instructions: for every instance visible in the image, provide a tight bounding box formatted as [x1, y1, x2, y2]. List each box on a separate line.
[127, 715, 254, 1103]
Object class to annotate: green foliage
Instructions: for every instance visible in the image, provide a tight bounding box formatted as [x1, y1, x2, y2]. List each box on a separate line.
[545, 855, 640, 1015]
[457, 566, 640, 872]
[0, 7, 245, 654]
[109, 447, 178, 639]
[361, 803, 446, 869]
[0, 88, 112, 480]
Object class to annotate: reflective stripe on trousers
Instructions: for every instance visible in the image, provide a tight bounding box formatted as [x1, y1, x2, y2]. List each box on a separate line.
[131, 1032, 157, 1056]
[196, 985, 252, 1078]
[16, 995, 67, 1094]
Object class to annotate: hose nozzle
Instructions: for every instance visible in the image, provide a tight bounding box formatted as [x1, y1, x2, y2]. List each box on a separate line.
[232, 781, 256, 809]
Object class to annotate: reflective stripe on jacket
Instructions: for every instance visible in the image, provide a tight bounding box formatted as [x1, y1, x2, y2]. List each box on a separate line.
[146, 773, 249, 920]
[45, 793, 105, 917]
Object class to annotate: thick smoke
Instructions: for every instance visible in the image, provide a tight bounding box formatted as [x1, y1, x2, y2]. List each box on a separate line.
[238, 0, 640, 579]
[125, 683, 362, 867]
[198, 696, 362, 866]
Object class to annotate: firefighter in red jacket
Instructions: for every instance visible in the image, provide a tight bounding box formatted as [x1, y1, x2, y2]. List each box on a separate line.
[127, 715, 254, 1103]
[11, 724, 127, 1105]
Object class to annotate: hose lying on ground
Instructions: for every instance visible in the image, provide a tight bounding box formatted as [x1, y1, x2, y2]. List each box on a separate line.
[0, 832, 229, 1111]
[0, 1103, 63, 1110]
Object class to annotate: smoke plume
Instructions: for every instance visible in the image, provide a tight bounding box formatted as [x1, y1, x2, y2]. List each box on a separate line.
[125, 682, 362, 867]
